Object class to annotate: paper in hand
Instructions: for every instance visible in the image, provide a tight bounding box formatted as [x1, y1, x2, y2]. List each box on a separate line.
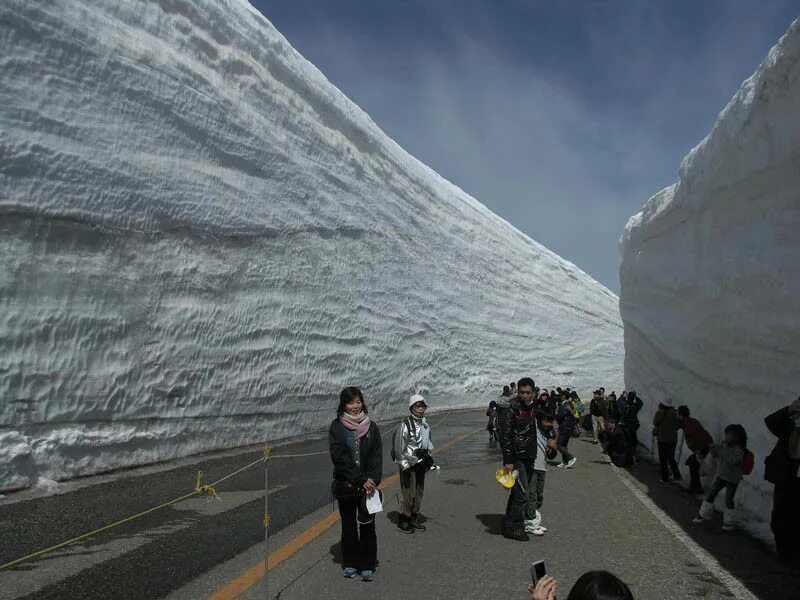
[366, 489, 383, 515]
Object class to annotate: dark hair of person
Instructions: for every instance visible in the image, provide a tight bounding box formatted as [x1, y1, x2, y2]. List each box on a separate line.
[566, 571, 634, 600]
[677, 405, 690, 418]
[518, 377, 536, 390]
[503, 385, 510, 394]
[489, 400, 497, 409]
[510, 382, 516, 388]
[724, 424, 748, 448]
[538, 411, 554, 422]
[337, 387, 368, 417]
[628, 391, 637, 400]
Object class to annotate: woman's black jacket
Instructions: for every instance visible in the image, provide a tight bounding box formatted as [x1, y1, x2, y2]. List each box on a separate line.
[329, 418, 383, 488]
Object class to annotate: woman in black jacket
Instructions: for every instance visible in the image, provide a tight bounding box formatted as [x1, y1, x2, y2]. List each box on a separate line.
[329, 387, 383, 581]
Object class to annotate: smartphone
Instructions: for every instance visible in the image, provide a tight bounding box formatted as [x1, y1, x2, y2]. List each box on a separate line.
[531, 560, 546, 584]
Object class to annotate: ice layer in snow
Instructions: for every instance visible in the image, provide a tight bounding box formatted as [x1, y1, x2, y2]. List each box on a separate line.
[620, 18, 800, 542]
[0, 0, 623, 492]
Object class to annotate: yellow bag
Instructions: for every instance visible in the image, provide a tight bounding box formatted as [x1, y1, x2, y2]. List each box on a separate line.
[495, 467, 517, 489]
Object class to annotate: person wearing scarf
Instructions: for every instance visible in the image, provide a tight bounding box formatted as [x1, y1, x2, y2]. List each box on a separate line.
[328, 387, 382, 582]
[393, 393, 434, 533]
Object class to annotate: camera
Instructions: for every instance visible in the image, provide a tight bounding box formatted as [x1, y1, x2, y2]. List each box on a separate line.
[414, 448, 435, 470]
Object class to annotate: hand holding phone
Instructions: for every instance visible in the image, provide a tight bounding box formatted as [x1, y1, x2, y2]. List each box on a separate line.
[531, 560, 546, 583]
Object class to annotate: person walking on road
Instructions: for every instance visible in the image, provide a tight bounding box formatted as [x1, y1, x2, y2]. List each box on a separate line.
[653, 398, 682, 483]
[393, 393, 434, 534]
[764, 397, 800, 564]
[556, 400, 577, 468]
[498, 377, 538, 541]
[677, 405, 713, 494]
[527, 412, 558, 535]
[486, 399, 500, 445]
[589, 390, 606, 445]
[693, 424, 749, 532]
[329, 387, 383, 581]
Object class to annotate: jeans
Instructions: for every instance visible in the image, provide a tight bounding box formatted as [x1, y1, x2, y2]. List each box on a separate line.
[399, 464, 426, 517]
[706, 476, 738, 510]
[504, 460, 535, 530]
[557, 437, 574, 463]
[658, 441, 681, 482]
[338, 496, 377, 571]
[527, 470, 546, 519]
[772, 479, 800, 560]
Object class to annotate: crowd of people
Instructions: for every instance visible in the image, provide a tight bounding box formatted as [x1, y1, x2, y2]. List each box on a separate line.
[326, 382, 800, 595]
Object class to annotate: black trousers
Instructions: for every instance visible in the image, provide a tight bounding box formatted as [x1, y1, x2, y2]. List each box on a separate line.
[772, 479, 800, 561]
[338, 497, 377, 571]
[658, 441, 681, 482]
[686, 451, 707, 491]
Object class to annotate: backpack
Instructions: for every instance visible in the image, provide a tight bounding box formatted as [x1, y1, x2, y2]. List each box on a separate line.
[741, 449, 755, 475]
[390, 417, 415, 462]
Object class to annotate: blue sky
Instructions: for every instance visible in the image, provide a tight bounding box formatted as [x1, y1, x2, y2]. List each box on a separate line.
[252, 1, 799, 292]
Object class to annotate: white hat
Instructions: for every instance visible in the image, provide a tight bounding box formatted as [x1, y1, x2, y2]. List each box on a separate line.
[409, 393, 427, 408]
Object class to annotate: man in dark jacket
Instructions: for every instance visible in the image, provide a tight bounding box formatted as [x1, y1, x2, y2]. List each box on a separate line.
[621, 391, 643, 454]
[764, 397, 800, 564]
[653, 399, 682, 483]
[600, 418, 632, 467]
[677, 405, 714, 494]
[499, 377, 538, 541]
[589, 390, 606, 445]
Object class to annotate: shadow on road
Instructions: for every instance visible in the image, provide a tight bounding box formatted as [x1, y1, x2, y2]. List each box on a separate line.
[475, 513, 504, 535]
[625, 456, 800, 600]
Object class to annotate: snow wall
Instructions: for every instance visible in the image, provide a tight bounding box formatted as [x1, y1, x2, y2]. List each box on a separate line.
[0, 0, 623, 492]
[620, 18, 800, 542]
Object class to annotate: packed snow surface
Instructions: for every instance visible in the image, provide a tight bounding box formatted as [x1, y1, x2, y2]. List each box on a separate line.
[0, 0, 623, 492]
[620, 19, 800, 541]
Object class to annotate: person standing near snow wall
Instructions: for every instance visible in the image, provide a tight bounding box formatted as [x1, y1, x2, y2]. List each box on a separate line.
[393, 393, 434, 534]
[764, 397, 800, 565]
[329, 387, 383, 582]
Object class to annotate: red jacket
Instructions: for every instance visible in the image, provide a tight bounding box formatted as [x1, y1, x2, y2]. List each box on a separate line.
[680, 417, 713, 453]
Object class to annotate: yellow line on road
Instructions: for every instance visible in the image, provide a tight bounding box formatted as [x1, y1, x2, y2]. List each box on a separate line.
[208, 424, 483, 600]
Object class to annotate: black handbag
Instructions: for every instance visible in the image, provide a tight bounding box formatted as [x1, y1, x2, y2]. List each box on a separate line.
[332, 479, 361, 500]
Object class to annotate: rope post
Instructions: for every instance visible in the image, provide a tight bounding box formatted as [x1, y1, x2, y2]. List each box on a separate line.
[264, 447, 271, 599]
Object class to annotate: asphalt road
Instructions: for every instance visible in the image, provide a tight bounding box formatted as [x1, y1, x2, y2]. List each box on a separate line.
[1, 410, 797, 600]
[0, 410, 475, 600]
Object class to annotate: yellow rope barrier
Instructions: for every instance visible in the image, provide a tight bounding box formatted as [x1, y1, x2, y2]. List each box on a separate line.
[0, 453, 269, 571]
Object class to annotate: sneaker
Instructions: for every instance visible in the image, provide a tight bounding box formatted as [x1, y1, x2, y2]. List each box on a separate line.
[722, 524, 734, 532]
[530, 526, 546, 536]
[556, 463, 568, 469]
[360, 570, 375, 582]
[692, 515, 709, 524]
[567, 458, 578, 468]
[342, 567, 358, 578]
[502, 528, 530, 542]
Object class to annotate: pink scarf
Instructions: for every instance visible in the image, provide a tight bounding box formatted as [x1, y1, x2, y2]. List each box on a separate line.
[339, 411, 372, 439]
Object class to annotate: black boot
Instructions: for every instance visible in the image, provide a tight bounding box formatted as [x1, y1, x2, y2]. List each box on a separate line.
[410, 513, 426, 531]
[397, 515, 414, 534]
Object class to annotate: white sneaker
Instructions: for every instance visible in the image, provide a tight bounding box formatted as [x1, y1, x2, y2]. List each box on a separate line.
[531, 526, 546, 536]
[567, 458, 577, 468]
[556, 463, 568, 469]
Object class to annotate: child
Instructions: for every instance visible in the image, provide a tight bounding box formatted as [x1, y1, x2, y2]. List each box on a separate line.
[527, 412, 558, 536]
[693, 424, 748, 531]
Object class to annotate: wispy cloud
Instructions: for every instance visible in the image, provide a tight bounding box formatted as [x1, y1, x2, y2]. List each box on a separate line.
[257, 1, 799, 290]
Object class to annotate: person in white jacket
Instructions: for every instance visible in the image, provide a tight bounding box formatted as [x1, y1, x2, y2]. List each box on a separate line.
[393, 394, 434, 534]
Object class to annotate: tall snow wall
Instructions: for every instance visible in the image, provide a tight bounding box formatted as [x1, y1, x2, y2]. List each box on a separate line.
[620, 18, 800, 541]
[0, 0, 623, 492]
